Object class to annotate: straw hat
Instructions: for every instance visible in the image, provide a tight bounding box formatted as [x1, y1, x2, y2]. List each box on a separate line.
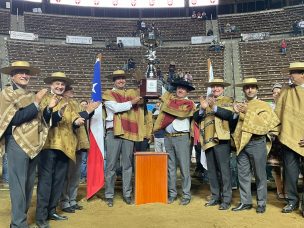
[44, 72, 74, 85]
[204, 78, 231, 87]
[272, 83, 282, 91]
[109, 69, 130, 79]
[235, 77, 261, 87]
[1, 61, 40, 75]
[281, 62, 304, 74]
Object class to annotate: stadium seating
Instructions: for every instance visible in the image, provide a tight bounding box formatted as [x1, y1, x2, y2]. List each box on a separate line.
[239, 37, 304, 99]
[6, 40, 223, 101]
[0, 9, 10, 34]
[218, 5, 304, 39]
[24, 12, 206, 41]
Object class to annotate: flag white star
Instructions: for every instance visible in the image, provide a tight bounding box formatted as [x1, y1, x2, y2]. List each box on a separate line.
[92, 83, 98, 93]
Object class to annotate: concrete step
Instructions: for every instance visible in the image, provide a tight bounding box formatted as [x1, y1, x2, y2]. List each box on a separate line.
[10, 15, 25, 32]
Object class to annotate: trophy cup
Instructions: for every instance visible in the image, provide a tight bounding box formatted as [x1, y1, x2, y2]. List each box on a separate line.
[139, 32, 162, 98]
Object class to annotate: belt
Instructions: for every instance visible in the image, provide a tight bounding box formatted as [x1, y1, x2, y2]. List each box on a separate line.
[106, 128, 114, 132]
[165, 132, 189, 137]
[250, 135, 265, 141]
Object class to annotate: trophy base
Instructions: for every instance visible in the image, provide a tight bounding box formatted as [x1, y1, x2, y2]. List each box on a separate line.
[140, 78, 162, 99]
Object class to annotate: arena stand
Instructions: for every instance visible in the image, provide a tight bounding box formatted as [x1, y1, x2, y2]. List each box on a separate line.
[218, 4, 304, 39]
[239, 37, 304, 99]
[0, 9, 10, 34]
[24, 12, 206, 41]
[6, 40, 223, 102]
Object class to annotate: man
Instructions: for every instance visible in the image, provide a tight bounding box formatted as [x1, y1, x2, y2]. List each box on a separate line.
[152, 102, 166, 152]
[193, 78, 233, 210]
[268, 83, 285, 200]
[0, 61, 58, 228]
[60, 86, 99, 213]
[213, 78, 280, 213]
[135, 104, 153, 152]
[36, 72, 86, 227]
[103, 70, 144, 207]
[153, 78, 196, 206]
[79, 100, 89, 183]
[276, 62, 304, 217]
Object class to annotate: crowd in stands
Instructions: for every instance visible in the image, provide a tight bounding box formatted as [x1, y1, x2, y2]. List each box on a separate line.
[191, 10, 207, 20]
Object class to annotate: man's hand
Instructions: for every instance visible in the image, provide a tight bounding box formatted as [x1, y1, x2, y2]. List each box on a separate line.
[59, 103, 68, 116]
[48, 95, 61, 109]
[35, 88, 48, 104]
[199, 96, 209, 109]
[299, 139, 304, 147]
[86, 101, 101, 114]
[207, 97, 216, 109]
[131, 96, 142, 105]
[238, 102, 248, 114]
[233, 103, 240, 113]
[74, 117, 85, 126]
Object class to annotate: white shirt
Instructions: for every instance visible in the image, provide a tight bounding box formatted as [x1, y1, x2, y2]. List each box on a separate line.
[165, 118, 190, 133]
[104, 88, 132, 129]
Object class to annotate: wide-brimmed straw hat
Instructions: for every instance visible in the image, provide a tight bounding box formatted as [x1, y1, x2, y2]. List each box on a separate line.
[272, 83, 282, 91]
[1, 61, 40, 75]
[171, 79, 195, 91]
[281, 62, 304, 74]
[204, 78, 231, 87]
[235, 77, 261, 87]
[44, 72, 74, 85]
[109, 69, 130, 79]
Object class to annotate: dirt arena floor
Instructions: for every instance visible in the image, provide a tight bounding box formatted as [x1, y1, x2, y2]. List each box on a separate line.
[1, 174, 303, 228]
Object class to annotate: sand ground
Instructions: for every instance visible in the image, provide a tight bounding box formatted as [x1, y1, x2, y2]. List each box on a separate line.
[0, 176, 303, 228]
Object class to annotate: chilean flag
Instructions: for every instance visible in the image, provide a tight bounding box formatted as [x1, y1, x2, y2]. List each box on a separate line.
[86, 57, 105, 199]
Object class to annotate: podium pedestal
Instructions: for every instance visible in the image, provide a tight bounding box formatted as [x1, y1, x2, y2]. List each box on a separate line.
[135, 152, 168, 205]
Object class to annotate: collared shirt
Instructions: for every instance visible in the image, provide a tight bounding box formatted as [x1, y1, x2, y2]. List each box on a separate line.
[104, 88, 132, 129]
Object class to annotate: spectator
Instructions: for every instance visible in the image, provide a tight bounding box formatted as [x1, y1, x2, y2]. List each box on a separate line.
[214, 40, 221, 52]
[177, 69, 184, 79]
[191, 11, 197, 19]
[118, 40, 124, 49]
[156, 67, 163, 82]
[166, 61, 176, 91]
[281, 39, 287, 55]
[292, 20, 300, 36]
[207, 29, 214, 36]
[141, 21, 146, 31]
[128, 58, 136, 70]
[225, 23, 231, 32]
[197, 11, 202, 20]
[137, 20, 142, 31]
[105, 39, 111, 50]
[184, 71, 193, 82]
[202, 11, 207, 20]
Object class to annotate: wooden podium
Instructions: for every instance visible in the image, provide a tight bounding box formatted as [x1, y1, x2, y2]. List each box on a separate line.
[135, 152, 168, 205]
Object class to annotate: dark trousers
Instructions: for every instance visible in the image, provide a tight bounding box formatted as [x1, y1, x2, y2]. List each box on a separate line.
[283, 146, 304, 205]
[194, 143, 204, 172]
[205, 141, 232, 204]
[36, 149, 69, 221]
[6, 135, 38, 228]
[134, 138, 149, 152]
